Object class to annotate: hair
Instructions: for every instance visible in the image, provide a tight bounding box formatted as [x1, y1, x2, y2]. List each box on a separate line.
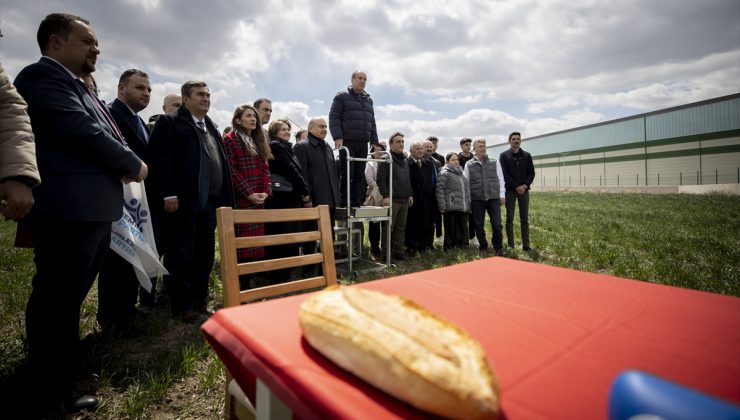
[509, 131, 521, 141]
[230, 104, 273, 160]
[388, 131, 404, 144]
[253, 98, 271, 109]
[295, 129, 308, 141]
[267, 118, 291, 139]
[459, 137, 472, 146]
[372, 142, 386, 151]
[181, 81, 207, 97]
[445, 152, 458, 162]
[472, 138, 486, 149]
[222, 126, 232, 136]
[410, 140, 426, 149]
[37, 13, 89, 53]
[119, 68, 148, 85]
[427, 136, 439, 143]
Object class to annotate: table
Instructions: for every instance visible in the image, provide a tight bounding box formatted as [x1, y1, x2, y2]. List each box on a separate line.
[201, 258, 740, 419]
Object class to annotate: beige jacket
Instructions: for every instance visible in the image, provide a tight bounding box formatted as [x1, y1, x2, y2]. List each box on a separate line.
[0, 64, 40, 185]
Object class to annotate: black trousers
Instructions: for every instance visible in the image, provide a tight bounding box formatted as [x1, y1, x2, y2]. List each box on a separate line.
[97, 252, 139, 326]
[163, 201, 217, 315]
[443, 211, 469, 250]
[265, 191, 303, 283]
[26, 221, 111, 400]
[339, 141, 368, 207]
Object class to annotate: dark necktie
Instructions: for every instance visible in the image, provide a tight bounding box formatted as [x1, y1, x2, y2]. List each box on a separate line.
[134, 114, 149, 143]
[77, 79, 125, 143]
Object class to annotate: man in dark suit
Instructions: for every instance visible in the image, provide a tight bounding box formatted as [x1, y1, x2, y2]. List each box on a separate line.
[97, 69, 155, 331]
[405, 140, 436, 254]
[148, 81, 232, 322]
[294, 117, 340, 223]
[13, 13, 146, 414]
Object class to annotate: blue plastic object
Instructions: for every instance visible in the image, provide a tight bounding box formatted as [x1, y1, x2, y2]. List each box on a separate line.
[608, 370, 740, 420]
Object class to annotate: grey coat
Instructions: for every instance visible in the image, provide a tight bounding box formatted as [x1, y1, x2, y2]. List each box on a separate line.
[436, 165, 471, 213]
[463, 155, 506, 201]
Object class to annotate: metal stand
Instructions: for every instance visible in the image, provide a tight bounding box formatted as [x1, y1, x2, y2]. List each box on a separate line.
[333, 147, 393, 277]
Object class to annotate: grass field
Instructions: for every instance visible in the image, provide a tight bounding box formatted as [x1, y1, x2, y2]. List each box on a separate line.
[0, 192, 738, 418]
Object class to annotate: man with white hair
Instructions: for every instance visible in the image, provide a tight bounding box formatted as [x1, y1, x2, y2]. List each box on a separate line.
[405, 140, 436, 254]
[463, 138, 506, 255]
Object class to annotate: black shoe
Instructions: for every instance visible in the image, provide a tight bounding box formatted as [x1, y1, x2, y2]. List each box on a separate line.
[393, 252, 406, 261]
[495, 248, 504, 256]
[523, 246, 532, 252]
[66, 394, 98, 413]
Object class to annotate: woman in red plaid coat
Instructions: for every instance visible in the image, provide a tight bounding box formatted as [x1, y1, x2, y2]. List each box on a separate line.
[222, 105, 273, 262]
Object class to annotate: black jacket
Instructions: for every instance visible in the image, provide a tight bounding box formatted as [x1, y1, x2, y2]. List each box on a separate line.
[268, 138, 310, 197]
[328, 87, 378, 144]
[499, 148, 535, 191]
[13, 57, 142, 222]
[377, 151, 412, 202]
[148, 106, 233, 212]
[109, 98, 150, 164]
[293, 134, 340, 207]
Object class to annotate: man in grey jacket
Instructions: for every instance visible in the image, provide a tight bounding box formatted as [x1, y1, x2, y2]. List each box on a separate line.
[377, 132, 412, 261]
[463, 138, 506, 255]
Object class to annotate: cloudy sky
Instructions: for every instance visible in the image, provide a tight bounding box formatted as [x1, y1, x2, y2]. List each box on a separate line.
[1, 0, 738, 155]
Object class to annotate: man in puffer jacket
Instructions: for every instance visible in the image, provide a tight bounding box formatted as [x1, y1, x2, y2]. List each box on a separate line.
[463, 138, 506, 254]
[436, 152, 471, 250]
[329, 70, 379, 208]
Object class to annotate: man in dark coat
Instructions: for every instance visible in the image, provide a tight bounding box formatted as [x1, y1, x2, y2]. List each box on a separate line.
[405, 140, 436, 254]
[294, 117, 340, 224]
[97, 68, 156, 331]
[148, 81, 233, 322]
[329, 70, 378, 208]
[499, 131, 536, 251]
[14, 13, 146, 414]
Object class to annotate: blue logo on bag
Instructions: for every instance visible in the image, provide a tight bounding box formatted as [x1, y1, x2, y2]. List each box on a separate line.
[124, 198, 148, 232]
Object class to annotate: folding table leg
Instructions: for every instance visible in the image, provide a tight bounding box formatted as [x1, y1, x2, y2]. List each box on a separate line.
[256, 378, 292, 420]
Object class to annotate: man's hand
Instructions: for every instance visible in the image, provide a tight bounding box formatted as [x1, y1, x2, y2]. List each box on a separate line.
[516, 185, 527, 195]
[408, 196, 414, 207]
[499, 198, 506, 206]
[164, 197, 179, 213]
[122, 162, 149, 184]
[334, 138, 343, 149]
[382, 197, 390, 207]
[0, 180, 34, 220]
[302, 200, 313, 208]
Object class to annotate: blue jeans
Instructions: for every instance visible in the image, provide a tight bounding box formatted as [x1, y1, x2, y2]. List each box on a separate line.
[471, 199, 503, 250]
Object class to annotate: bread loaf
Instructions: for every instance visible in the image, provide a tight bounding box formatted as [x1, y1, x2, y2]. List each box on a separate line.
[299, 285, 500, 419]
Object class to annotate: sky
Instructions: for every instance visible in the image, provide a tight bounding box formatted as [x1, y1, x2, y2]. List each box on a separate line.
[1, 0, 738, 156]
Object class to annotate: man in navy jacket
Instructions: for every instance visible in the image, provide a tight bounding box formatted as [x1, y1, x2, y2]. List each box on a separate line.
[329, 70, 379, 207]
[14, 13, 146, 414]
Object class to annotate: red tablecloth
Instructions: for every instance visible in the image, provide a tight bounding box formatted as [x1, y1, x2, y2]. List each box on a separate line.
[201, 258, 740, 419]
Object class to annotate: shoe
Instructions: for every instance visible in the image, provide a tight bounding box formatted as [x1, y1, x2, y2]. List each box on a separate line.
[523, 246, 532, 252]
[180, 309, 200, 322]
[470, 237, 480, 248]
[393, 253, 406, 261]
[66, 394, 98, 413]
[495, 249, 504, 256]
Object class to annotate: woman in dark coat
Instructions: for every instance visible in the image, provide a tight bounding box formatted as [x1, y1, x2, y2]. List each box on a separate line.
[265, 119, 311, 283]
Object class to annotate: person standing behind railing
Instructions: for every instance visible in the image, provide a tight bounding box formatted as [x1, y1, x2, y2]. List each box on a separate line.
[364, 141, 387, 257]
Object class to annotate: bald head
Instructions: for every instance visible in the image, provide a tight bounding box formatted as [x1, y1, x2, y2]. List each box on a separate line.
[162, 94, 182, 114]
[308, 118, 328, 140]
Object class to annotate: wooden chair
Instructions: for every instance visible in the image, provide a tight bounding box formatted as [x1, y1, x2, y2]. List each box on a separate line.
[215, 205, 337, 419]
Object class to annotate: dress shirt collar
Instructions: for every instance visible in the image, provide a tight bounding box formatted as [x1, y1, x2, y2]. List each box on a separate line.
[41, 55, 79, 81]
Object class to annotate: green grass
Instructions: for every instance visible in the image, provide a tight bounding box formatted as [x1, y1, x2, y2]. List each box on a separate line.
[0, 192, 738, 417]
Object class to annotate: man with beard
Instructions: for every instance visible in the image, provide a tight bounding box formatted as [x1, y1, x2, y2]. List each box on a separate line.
[14, 13, 146, 414]
[97, 69, 157, 331]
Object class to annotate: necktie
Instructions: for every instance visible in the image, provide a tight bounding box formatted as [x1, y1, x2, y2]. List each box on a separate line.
[77, 79, 125, 143]
[135, 114, 149, 143]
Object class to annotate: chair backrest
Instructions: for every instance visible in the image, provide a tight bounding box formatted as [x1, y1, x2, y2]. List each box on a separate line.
[216, 205, 337, 307]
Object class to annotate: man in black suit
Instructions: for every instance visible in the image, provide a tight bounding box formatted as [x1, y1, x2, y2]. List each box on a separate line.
[148, 81, 232, 322]
[14, 13, 146, 414]
[97, 69, 155, 331]
[405, 140, 436, 254]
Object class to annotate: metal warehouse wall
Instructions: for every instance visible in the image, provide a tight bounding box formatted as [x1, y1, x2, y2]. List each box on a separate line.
[487, 94, 740, 187]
